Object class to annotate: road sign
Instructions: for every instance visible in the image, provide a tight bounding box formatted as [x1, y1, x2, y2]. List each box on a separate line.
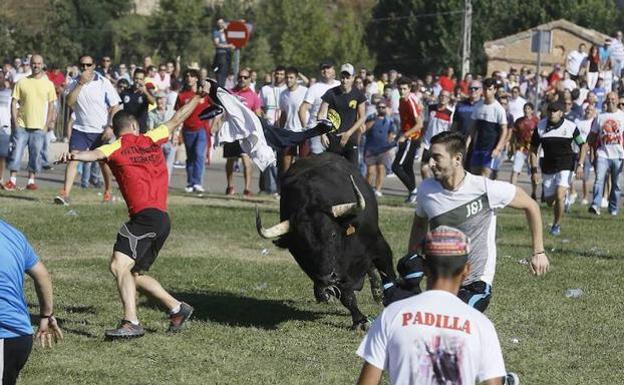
[531, 30, 552, 53]
[225, 20, 251, 49]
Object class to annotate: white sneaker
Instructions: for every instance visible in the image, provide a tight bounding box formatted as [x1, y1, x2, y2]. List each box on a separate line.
[193, 185, 205, 193]
[374, 190, 383, 197]
[184, 186, 193, 193]
[581, 198, 589, 205]
[601, 197, 609, 208]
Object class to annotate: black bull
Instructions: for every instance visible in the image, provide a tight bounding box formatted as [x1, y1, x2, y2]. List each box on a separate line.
[256, 153, 396, 329]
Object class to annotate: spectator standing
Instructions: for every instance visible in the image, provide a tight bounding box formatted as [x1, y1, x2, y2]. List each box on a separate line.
[148, 94, 176, 182]
[259, 66, 286, 125]
[277, 67, 308, 174]
[96, 56, 115, 83]
[54, 55, 121, 205]
[567, 43, 587, 81]
[421, 90, 453, 179]
[299, 60, 340, 154]
[5, 54, 56, 190]
[510, 102, 539, 197]
[175, 69, 212, 193]
[392, 77, 423, 203]
[466, 78, 508, 178]
[507, 86, 526, 122]
[452, 80, 482, 137]
[152, 64, 171, 93]
[317, 63, 367, 166]
[587, 91, 624, 215]
[356, 226, 508, 385]
[212, 18, 234, 87]
[438, 66, 456, 93]
[363, 101, 396, 197]
[574, 104, 597, 205]
[0, 70, 11, 186]
[115, 63, 131, 84]
[225, 68, 261, 196]
[120, 68, 155, 133]
[585, 45, 601, 90]
[0, 220, 64, 385]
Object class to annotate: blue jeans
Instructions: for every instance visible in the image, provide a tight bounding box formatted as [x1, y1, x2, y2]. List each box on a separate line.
[40, 131, 52, 168]
[78, 162, 103, 188]
[8, 127, 45, 173]
[162, 142, 175, 183]
[183, 129, 206, 187]
[592, 157, 623, 213]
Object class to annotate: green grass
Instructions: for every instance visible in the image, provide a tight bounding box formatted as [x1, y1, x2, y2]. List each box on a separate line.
[2, 188, 623, 384]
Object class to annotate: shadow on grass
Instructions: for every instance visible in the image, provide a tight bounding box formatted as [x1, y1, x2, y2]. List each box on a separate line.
[0, 193, 39, 201]
[166, 290, 324, 330]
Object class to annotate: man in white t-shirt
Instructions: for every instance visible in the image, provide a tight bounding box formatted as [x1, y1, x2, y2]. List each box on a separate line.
[566, 43, 587, 80]
[507, 86, 526, 122]
[407, 131, 549, 312]
[587, 91, 624, 215]
[0, 70, 12, 186]
[298, 60, 340, 154]
[356, 226, 508, 385]
[259, 66, 286, 125]
[278, 67, 308, 174]
[54, 55, 121, 205]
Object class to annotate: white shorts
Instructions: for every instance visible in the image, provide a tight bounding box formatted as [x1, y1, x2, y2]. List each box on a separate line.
[512, 151, 528, 174]
[542, 170, 571, 197]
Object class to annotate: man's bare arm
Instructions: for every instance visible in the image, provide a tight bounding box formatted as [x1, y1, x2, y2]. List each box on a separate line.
[408, 213, 429, 254]
[164, 95, 202, 134]
[298, 101, 310, 128]
[11, 98, 19, 128]
[27, 261, 64, 347]
[356, 362, 383, 385]
[45, 101, 56, 130]
[59, 149, 106, 163]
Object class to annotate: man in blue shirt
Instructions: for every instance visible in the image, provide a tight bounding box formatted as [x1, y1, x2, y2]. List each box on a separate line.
[364, 101, 397, 196]
[1, 220, 63, 384]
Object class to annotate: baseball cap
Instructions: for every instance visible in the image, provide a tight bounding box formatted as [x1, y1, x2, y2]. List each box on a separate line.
[340, 63, 354, 76]
[319, 59, 334, 69]
[547, 100, 565, 112]
[423, 226, 470, 258]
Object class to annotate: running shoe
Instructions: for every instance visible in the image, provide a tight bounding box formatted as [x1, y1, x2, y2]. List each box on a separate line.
[193, 185, 205, 193]
[168, 302, 194, 332]
[588, 205, 600, 215]
[3, 180, 16, 191]
[243, 189, 253, 198]
[549, 224, 561, 236]
[184, 186, 194, 193]
[374, 190, 383, 197]
[54, 191, 70, 205]
[104, 320, 145, 339]
[26, 183, 38, 190]
[504, 372, 520, 385]
[225, 186, 236, 195]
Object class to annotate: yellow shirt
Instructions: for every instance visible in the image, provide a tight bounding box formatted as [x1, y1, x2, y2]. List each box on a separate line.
[12, 76, 57, 129]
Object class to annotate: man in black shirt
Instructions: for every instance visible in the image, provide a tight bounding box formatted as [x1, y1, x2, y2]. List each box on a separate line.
[530, 101, 587, 236]
[318, 63, 367, 165]
[120, 68, 155, 133]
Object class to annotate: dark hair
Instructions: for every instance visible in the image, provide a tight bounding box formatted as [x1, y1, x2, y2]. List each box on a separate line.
[429, 131, 466, 160]
[112, 110, 138, 137]
[133, 68, 146, 77]
[523, 102, 535, 110]
[424, 254, 468, 278]
[147, 65, 156, 72]
[117, 78, 130, 87]
[396, 77, 412, 87]
[274, 65, 286, 73]
[482, 77, 497, 89]
[285, 66, 299, 76]
[184, 69, 199, 79]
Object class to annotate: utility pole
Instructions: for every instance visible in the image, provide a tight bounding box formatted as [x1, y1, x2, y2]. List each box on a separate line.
[461, 0, 472, 78]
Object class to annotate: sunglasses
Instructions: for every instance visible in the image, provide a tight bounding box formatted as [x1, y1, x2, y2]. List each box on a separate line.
[80, 63, 94, 68]
[469, 87, 480, 91]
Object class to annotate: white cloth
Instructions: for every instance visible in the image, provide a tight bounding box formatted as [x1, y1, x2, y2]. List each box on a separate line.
[561, 79, 577, 92]
[216, 88, 276, 171]
[567, 50, 587, 76]
[507, 96, 527, 122]
[357, 290, 506, 385]
[259, 84, 286, 125]
[0, 88, 11, 131]
[65, 73, 121, 133]
[542, 170, 571, 196]
[592, 110, 624, 159]
[415, 173, 516, 285]
[302, 80, 340, 128]
[279, 85, 308, 132]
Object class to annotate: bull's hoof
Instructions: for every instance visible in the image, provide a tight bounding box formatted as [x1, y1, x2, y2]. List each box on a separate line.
[351, 317, 372, 332]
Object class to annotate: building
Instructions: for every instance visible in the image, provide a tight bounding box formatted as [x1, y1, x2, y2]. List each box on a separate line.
[484, 19, 610, 75]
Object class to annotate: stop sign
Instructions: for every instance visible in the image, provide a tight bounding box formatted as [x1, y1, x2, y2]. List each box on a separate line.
[225, 20, 251, 49]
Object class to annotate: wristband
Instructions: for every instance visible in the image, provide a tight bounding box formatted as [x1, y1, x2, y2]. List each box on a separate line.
[533, 251, 545, 257]
[40, 313, 54, 319]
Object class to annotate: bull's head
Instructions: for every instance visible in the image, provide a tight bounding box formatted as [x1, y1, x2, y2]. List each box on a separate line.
[255, 175, 366, 300]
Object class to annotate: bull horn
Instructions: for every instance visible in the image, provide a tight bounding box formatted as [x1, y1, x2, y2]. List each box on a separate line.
[256, 206, 290, 239]
[331, 175, 366, 217]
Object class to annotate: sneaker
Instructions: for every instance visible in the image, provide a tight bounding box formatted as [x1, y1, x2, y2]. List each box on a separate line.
[374, 190, 383, 197]
[184, 186, 194, 193]
[243, 189, 253, 198]
[3, 180, 16, 191]
[168, 302, 194, 332]
[609, 210, 618, 216]
[588, 205, 600, 215]
[102, 191, 113, 203]
[504, 372, 520, 385]
[405, 191, 417, 205]
[569, 193, 577, 204]
[192, 184, 205, 193]
[225, 186, 236, 195]
[54, 192, 70, 206]
[581, 198, 589, 205]
[104, 320, 145, 339]
[601, 197, 609, 209]
[173, 162, 185, 169]
[26, 183, 38, 190]
[272, 193, 280, 200]
[549, 224, 561, 236]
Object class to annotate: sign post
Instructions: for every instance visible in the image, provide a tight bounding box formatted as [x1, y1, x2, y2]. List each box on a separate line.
[531, 29, 552, 109]
[225, 20, 252, 77]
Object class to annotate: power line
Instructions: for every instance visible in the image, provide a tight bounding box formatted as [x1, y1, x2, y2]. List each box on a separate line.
[369, 9, 464, 23]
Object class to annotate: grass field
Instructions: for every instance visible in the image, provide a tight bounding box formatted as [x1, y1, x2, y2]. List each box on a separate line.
[2, 187, 623, 384]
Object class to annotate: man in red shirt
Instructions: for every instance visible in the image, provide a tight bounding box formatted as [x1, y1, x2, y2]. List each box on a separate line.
[510, 102, 539, 198]
[392, 77, 423, 204]
[438, 67, 456, 93]
[57, 94, 204, 339]
[224, 68, 262, 197]
[175, 69, 212, 193]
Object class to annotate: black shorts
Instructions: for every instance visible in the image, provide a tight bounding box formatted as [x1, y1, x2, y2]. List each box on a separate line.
[1, 334, 33, 385]
[223, 141, 244, 158]
[114, 208, 171, 274]
[458, 281, 492, 312]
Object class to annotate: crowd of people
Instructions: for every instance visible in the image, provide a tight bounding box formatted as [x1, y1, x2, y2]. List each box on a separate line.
[3, 23, 624, 385]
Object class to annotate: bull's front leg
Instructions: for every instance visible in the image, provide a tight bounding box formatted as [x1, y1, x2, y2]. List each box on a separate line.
[339, 289, 368, 330]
